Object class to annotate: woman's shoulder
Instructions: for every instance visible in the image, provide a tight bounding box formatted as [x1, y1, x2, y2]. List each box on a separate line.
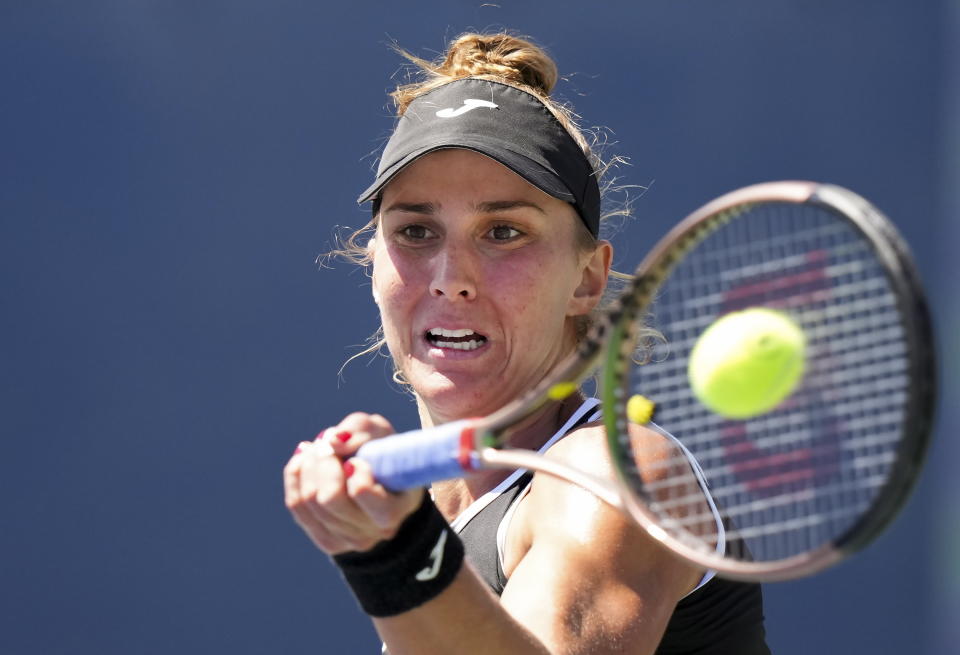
[503, 418, 705, 602]
[521, 417, 709, 559]
[538, 420, 612, 475]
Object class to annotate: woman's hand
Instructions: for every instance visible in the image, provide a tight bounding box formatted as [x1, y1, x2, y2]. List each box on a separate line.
[283, 412, 425, 555]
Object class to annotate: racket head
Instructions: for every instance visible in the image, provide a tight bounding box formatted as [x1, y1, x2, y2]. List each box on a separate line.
[602, 181, 936, 581]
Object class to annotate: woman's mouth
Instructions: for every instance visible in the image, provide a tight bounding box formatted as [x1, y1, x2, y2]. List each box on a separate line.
[425, 327, 488, 351]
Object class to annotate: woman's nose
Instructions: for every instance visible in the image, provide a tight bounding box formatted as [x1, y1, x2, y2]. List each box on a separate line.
[430, 248, 478, 300]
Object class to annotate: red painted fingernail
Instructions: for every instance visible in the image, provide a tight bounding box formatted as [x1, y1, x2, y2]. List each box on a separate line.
[342, 460, 355, 479]
[335, 431, 352, 443]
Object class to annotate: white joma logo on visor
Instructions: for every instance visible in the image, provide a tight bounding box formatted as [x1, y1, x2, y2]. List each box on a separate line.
[435, 99, 498, 118]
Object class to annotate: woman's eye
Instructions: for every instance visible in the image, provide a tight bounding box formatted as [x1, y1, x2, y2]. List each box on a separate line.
[489, 225, 521, 241]
[400, 224, 432, 240]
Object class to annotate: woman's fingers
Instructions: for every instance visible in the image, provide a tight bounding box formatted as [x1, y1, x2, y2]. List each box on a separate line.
[345, 457, 424, 533]
[284, 440, 353, 552]
[322, 412, 395, 458]
[284, 413, 422, 555]
[282, 441, 312, 513]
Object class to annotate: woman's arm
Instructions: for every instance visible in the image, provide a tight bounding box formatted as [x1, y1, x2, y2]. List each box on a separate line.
[285, 416, 702, 655]
[284, 413, 553, 654]
[498, 425, 704, 654]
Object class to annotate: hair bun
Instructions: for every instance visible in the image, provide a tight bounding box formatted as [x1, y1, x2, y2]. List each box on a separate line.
[391, 33, 561, 114]
[437, 34, 558, 97]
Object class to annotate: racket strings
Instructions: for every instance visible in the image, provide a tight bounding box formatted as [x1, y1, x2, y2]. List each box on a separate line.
[619, 202, 911, 563]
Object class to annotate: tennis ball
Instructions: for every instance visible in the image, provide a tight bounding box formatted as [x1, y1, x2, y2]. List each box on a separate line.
[688, 308, 806, 419]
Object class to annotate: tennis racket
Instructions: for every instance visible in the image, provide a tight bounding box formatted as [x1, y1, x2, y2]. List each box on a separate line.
[355, 180, 936, 582]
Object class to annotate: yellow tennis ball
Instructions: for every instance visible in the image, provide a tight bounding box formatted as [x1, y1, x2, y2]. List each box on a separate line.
[688, 308, 806, 419]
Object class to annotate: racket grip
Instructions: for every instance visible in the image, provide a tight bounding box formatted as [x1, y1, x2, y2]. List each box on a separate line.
[355, 420, 475, 491]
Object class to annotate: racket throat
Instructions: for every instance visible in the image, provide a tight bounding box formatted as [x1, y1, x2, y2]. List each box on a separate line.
[478, 447, 624, 511]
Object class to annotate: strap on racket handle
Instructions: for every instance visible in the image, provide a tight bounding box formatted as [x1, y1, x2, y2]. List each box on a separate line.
[355, 420, 476, 491]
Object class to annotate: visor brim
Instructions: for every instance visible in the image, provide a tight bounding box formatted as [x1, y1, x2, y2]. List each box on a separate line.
[357, 142, 576, 206]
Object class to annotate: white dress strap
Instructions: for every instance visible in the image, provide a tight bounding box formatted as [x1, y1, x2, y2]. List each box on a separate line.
[647, 421, 725, 595]
[449, 397, 601, 534]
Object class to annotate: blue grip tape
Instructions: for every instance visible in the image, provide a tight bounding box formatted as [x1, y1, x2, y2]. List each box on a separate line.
[356, 420, 471, 491]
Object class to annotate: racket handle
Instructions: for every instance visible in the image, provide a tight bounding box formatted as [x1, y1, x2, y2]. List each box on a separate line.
[355, 420, 476, 491]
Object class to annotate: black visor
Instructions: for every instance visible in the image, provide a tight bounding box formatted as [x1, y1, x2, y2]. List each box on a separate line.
[357, 78, 601, 237]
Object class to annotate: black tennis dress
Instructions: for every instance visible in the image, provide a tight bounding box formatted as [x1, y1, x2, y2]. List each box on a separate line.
[451, 398, 772, 655]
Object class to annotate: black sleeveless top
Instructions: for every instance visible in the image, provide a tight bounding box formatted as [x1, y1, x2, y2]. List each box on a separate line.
[457, 473, 772, 654]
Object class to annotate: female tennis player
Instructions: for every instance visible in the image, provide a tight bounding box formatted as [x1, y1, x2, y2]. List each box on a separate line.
[284, 33, 771, 654]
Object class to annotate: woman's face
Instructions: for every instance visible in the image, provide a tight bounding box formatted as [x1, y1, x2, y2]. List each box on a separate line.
[370, 149, 609, 422]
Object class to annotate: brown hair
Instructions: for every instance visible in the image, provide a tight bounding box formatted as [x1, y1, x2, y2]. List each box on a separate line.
[393, 33, 559, 109]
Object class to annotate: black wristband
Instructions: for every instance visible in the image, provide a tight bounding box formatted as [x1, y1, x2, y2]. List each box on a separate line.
[333, 492, 465, 617]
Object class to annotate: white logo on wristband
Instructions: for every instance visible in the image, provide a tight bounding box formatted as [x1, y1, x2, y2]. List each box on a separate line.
[415, 530, 448, 581]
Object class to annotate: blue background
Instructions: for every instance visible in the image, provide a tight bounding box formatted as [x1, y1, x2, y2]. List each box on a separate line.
[2, 2, 957, 653]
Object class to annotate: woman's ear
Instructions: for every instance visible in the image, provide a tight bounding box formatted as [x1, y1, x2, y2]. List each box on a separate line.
[568, 240, 613, 316]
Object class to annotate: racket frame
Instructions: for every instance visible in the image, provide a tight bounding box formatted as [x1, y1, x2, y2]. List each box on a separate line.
[602, 181, 936, 580]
